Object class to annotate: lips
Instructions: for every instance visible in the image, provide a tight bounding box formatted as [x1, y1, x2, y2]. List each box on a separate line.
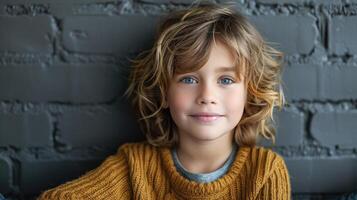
[189, 112, 224, 123]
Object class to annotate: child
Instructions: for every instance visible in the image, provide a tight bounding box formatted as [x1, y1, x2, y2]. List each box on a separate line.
[38, 2, 291, 199]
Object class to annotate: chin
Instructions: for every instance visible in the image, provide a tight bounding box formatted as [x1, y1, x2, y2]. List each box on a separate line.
[191, 132, 228, 141]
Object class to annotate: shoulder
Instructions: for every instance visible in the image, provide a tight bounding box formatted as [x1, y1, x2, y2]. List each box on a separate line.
[117, 141, 155, 151]
[37, 142, 154, 200]
[116, 141, 159, 156]
[246, 146, 286, 165]
[243, 146, 290, 184]
[116, 141, 165, 167]
[243, 145, 289, 177]
[38, 154, 130, 199]
[246, 146, 291, 198]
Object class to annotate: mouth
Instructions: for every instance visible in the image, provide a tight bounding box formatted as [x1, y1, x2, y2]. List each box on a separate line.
[189, 113, 224, 123]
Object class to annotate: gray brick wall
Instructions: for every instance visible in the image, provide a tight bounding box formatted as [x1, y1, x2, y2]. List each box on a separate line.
[0, 0, 356, 199]
[0, 16, 54, 53]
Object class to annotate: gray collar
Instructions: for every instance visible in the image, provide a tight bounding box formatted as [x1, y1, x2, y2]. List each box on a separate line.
[171, 144, 238, 183]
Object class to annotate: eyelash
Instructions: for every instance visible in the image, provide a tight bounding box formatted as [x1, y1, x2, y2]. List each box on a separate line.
[179, 76, 236, 85]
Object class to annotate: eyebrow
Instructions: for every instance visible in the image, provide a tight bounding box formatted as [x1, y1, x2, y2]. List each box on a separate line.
[215, 66, 236, 73]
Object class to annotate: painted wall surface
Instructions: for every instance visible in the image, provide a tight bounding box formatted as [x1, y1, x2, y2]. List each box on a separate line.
[0, 0, 357, 199]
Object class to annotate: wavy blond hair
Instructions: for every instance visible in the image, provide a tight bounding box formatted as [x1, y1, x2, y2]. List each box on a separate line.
[124, 2, 285, 147]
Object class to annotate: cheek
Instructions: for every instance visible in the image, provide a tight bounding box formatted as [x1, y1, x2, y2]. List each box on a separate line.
[224, 89, 246, 114]
[167, 87, 194, 112]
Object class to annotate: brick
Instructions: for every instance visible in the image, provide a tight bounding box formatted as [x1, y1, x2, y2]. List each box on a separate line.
[311, 111, 357, 148]
[138, 0, 197, 3]
[0, 156, 11, 194]
[0, 1, 121, 16]
[258, 109, 304, 146]
[62, 15, 159, 55]
[282, 64, 319, 100]
[283, 64, 357, 100]
[0, 113, 51, 147]
[137, 0, 238, 4]
[330, 16, 357, 55]
[256, 0, 341, 4]
[320, 65, 357, 100]
[249, 15, 316, 55]
[0, 16, 53, 53]
[20, 158, 101, 195]
[275, 110, 304, 146]
[0, 63, 122, 103]
[136, 0, 244, 5]
[58, 106, 143, 148]
[286, 158, 357, 193]
[255, 0, 296, 3]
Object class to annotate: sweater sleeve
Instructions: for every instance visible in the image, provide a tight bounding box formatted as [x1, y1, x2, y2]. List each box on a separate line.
[255, 156, 291, 200]
[37, 147, 132, 200]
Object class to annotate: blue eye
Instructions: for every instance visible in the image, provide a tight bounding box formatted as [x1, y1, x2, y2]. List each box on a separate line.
[219, 77, 234, 85]
[180, 77, 198, 84]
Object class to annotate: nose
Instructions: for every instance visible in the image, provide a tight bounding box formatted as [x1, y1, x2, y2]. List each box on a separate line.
[196, 82, 217, 105]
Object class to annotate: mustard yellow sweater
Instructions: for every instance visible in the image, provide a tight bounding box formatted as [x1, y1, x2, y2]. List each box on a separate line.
[38, 142, 291, 200]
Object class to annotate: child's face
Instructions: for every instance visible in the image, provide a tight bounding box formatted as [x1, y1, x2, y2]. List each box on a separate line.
[166, 40, 247, 144]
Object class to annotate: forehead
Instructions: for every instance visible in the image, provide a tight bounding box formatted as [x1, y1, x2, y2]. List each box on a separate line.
[198, 40, 236, 72]
[174, 39, 240, 74]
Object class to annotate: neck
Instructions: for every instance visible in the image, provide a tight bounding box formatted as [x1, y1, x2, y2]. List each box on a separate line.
[176, 132, 235, 174]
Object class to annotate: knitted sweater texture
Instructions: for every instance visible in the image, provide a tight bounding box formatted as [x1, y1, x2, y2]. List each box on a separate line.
[38, 142, 291, 200]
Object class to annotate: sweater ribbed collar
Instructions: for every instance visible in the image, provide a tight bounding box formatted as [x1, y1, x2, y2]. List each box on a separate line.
[160, 145, 250, 198]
